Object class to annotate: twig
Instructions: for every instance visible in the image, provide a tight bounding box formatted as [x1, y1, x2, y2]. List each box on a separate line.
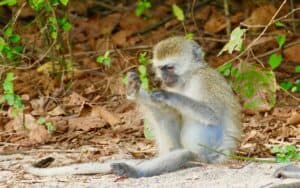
[255, 40, 300, 59]
[289, 0, 296, 32]
[223, 0, 231, 36]
[280, 86, 300, 102]
[227, 0, 287, 63]
[11, 1, 27, 27]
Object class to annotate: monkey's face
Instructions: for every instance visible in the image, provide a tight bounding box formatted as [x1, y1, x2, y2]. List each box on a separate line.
[152, 36, 205, 87]
[152, 55, 192, 87]
[157, 63, 178, 87]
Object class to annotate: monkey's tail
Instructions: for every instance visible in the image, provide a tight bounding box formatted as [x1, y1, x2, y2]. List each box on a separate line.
[23, 157, 112, 176]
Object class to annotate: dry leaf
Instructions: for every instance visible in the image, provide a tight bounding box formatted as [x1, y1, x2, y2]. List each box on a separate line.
[48, 106, 66, 116]
[30, 97, 46, 116]
[68, 116, 106, 131]
[286, 111, 300, 125]
[283, 42, 300, 63]
[92, 106, 120, 126]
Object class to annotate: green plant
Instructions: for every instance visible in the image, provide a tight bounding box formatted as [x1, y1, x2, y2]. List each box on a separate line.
[0, 26, 23, 63]
[271, 145, 300, 163]
[172, 4, 184, 21]
[1, 72, 24, 115]
[96, 51, 111, 66]
[0, 0, 17, 6]
[135, 0, 151, 17]
[137, 52, 151, 91]
[38, 117, 56, 134]
[218, 26, 246, 56]
[185, 33, 194, 40]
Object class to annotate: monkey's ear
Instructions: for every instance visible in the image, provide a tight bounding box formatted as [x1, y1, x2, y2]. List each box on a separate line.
[191, 42, 204, 64]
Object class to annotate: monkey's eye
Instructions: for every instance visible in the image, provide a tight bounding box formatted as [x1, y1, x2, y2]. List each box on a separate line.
[161, 65, 174, 71]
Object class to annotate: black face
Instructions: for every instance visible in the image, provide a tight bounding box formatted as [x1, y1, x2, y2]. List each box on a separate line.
[160, 65, 178, 87]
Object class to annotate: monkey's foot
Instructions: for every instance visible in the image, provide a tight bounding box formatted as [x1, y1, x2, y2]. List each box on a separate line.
[274, 165, 300, 178]
[111, 162, 142, 178]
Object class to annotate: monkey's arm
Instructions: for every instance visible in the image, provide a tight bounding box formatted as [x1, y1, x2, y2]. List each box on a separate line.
[150, 90, 220, 125]
[111, 149, 193, 178]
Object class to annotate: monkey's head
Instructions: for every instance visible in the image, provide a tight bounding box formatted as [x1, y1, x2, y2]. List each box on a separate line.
[152, 36, 205, 87]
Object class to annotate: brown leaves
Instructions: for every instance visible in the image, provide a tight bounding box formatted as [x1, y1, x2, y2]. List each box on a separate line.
[243, 5, 276, 28]
[5, 113, 50, 144]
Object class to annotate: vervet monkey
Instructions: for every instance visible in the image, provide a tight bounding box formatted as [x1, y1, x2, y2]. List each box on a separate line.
[24, 36, 242, 178]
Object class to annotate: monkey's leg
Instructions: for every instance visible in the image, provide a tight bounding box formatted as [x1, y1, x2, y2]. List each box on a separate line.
[111, 149, 193, 178]
[274, 165, 300, 179]
[24, 159, 143, 176]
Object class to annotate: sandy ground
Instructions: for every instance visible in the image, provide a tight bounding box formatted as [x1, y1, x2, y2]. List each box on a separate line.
[0, 153, 300, 188]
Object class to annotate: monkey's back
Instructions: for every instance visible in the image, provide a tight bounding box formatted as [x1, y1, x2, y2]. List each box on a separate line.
[196, 66, 242, 153]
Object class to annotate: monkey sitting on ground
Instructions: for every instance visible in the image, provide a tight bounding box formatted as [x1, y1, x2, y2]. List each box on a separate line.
[24, 36, 242, 178]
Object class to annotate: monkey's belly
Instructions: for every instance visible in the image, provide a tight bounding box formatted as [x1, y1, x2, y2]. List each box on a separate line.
[180, 122, 224, 163]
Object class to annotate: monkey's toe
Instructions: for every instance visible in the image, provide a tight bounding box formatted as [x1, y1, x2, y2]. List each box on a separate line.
[111, 163, 141, 178]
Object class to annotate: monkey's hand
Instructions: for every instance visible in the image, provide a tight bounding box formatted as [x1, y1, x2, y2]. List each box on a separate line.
[126, 71, 141, 100]
[150, 90, 220, 126]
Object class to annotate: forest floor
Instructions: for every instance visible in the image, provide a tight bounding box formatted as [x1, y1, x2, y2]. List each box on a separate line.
[1, 149, 300, 188]
[0, 1, 300, 187]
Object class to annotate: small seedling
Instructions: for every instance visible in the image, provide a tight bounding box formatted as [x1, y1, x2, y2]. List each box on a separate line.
[135, 0, 151, 17]
[1, 72, 24, 116]
[96, 51, 111, 66]
[271, 145, 300, 163]
[38, 117, 56, 134]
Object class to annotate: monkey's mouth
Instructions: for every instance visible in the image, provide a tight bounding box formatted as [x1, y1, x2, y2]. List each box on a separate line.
[163, 75, 178, 86]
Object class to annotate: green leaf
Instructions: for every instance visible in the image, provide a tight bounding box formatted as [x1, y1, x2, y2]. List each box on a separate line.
[0, 0, 17, 6]
[280, 81, 293, 90]
[0, 37, 6, 52]
[5, 72, 14, 83]
[51, 31, 57, 39]
[4, 94, 14, 106]
[295, 66, 300, 73]
[138, 52, 151, 65]
[268, 53, 283, 70]
[96, 51, 111, 66]
[135, 0, 151, 17]
[62, 22, 72, 31]
[14, 95, 23, 109]
[29, 0, 45, 11]
[4, 27, 13, 38]
[217, 62, 232, 74]
[172, 4, 184, 21]
[46, 122, 56, 134]
[185, 33, 194, 39]
[218, 26, 246, 55]
[138, 65, 147, 75]
[59, 0, 68, 6]
[275, 21, 285, 27]
[9, 34, 21, 43]
[38, 117, 46, 125]
[276, 35, 286, 48]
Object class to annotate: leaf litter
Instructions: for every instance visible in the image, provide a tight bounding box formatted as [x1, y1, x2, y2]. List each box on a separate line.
[0, 2, 299, 181]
